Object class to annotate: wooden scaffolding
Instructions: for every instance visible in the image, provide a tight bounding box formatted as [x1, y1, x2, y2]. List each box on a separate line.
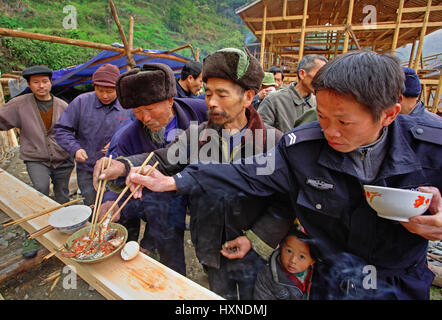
[236, 0, 442, 112]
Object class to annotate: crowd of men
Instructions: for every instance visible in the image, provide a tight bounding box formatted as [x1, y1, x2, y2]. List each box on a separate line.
[0, 47, 441, 300]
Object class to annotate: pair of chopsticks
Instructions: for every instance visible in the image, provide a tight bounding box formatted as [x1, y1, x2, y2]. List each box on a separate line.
[43, 153, 158, 261]
[89, 156, 112, 237]
[2, 197, 85, 227]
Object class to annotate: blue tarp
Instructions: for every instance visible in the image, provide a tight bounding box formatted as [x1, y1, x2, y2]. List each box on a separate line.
[51, 44, 190, 88]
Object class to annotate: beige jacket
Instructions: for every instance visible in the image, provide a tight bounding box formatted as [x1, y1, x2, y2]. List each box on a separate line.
[0, 93, 71, 167]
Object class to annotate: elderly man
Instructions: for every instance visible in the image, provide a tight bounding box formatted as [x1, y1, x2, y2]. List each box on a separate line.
[94, 48, 292, 300]
[259, 54, 327, 133]
[54, 64, 132, 206]
[400, 67, 441, 122]
[98, 63, 207, 274]
[176, 61, 204, 98]
[0, 65, 75, 258]
[123, 51, 442, 300]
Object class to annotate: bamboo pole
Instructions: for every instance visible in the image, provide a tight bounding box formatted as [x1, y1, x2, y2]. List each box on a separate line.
[342, 0, 354, 54]
[431, 71, 442, 113]
[127, 16, 135, 70]
[413, 0, 432, 71]
[298, 0, 309, 61]
[391, 0, 405, 54]
[408, 40, 417, 68]
[260, 2, 268, 67]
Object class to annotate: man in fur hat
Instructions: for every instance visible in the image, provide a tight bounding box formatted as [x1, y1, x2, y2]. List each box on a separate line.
[54, 64, 132, 206]
[98, 63, 207, 275]
[94, 48, 293, 299]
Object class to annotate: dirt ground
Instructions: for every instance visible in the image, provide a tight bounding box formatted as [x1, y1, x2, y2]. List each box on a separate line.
[0, 150, 209, 300]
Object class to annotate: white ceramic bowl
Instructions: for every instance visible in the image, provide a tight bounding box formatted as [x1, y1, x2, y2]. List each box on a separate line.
[364, 185, 433, 222]
[48, 205, 92, 234]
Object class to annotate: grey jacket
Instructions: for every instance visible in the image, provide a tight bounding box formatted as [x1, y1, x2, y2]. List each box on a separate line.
[254, 249, 312, 300]
[0, 93, 71, 167]
[258, 83, 316, 133]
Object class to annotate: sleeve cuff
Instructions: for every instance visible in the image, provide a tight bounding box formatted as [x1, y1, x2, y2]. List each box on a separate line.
[173, 170, 195, 195]
[116, 156, 133, 178]
[243, 229, 275, 261]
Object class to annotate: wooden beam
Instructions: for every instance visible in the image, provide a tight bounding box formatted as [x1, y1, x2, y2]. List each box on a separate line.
[342, 0, 354, 54]
[260, 3, 268, 67]
[408, 40, 417, 68]
[400, 5, 442, 13]
[413, 0, 432, 71]
[0, 170, 223, 300]
[127, 16, 135, 70]
[432, 71, 442, 113]
[391, 0, 404, 54]
[244, 15, 308, 22]
[298, 0, 309, 61]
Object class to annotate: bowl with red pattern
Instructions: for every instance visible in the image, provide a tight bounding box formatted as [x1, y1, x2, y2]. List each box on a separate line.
[363, 185, 433, 222]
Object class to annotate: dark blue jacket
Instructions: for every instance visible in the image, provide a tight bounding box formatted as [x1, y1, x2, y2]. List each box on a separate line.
[173, 115, 442, 299]
[175, 78, 205, 100]
[409, 101, 442, 123]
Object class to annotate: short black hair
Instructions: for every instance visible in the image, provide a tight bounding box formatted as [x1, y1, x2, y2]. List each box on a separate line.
[296, 54, 328, 77]
[268, 66, 284, 80]
[311, 50, 404, 122]
[180, 61, 203, 80]
[282, 225, 318, 261]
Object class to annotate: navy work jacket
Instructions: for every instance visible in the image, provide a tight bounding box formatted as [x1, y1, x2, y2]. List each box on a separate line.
[174, 115, 442, 299]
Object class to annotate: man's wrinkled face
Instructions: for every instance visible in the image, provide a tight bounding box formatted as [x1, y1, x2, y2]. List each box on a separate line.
[28, 75, 52, 100]
[204, 78, 248, 128]
[94, 85, 117, 105]
[273, 72, 283, 90]
[280, 236, 315, 274]
[188, 73, 204, 95]
[316, 89, 391, 153]
[133, 98, 174, 132]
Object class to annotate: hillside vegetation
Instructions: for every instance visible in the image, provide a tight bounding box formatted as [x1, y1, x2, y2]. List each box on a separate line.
[0, 0, 251, 72]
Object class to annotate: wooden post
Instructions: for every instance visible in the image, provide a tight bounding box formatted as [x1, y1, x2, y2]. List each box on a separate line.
[432, 71, 442, 113]
[298, 0, 309, 61]
[260, 2, 268, 67]
[391, 0, 404, 54]
[127, 16, 135, 70]
[0, 77, 18, 148]
[342, 0, 354, 54]
[282, 0, 287, 20]
[413, 0, 432, 71]
[408, 40, 417, 67]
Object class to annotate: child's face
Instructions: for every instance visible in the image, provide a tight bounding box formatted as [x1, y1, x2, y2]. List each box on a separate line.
[281, 236, 315, 274]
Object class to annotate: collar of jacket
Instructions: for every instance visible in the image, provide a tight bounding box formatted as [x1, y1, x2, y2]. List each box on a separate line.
[317, 118, 422, 180]
[93, 93, 122, 110]
[409, 101, 425, 117]
[199, 106, 267, 150]
[289, 82, 314, 106]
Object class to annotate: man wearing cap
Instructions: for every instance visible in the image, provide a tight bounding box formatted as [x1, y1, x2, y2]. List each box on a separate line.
[259, 54, 328, 133]
[94, 48, 292, 299]
[0, 66, 74, 204]
[268, 66, 285, 90]
[251, 72, 277, 110]
[400, 67, 441, 123]
[0, 65, 75, 258]
[54, 64, 132, 206]
[97, 63, 207, 274]
[176, 61, 204, 99]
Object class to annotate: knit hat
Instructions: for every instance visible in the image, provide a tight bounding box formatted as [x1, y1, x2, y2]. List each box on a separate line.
[202, 48, 265, 93]
[402, 67, 421, 97]
[92, 64, 120, 88]
[22, 66, 53, 81]
[262, 72, 277, 86]
[116, 63, 177, 109]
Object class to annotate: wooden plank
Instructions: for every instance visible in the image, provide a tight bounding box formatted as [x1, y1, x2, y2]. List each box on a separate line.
[400, 5, 442, 13]
[260, 2, 268, 67]
[298, 0, 309, 61]
[0, 169, 223, 300]
[244, 15, 308, 22]
[391, 0, 404, 54]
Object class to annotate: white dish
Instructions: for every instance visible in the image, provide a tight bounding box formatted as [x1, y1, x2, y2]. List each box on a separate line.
[48, 205, 92, 234]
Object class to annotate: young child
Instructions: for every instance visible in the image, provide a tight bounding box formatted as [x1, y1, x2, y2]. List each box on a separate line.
[253, 225, 316, 300]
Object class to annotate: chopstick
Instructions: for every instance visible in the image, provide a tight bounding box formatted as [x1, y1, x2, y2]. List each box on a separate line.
[2, 197, 85, 227]
[28, 225, 55, 239]
[97, 152, 155, 225]
[89, 156, 112, 237]
[108, 161, 159, 223]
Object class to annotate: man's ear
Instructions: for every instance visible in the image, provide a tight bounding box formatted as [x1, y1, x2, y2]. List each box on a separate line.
[167, 97, 174, 107]
[298, 69, 306, 81]
[381, 103, 401, 126]
[244, 89, 255, 107]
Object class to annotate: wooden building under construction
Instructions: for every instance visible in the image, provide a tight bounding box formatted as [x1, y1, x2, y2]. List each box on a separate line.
[236, 0, 442, 112]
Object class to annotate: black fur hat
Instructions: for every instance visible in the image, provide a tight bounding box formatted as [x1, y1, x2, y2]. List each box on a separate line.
[116, 63, 177, 109]
[202, 48, 264, 93]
